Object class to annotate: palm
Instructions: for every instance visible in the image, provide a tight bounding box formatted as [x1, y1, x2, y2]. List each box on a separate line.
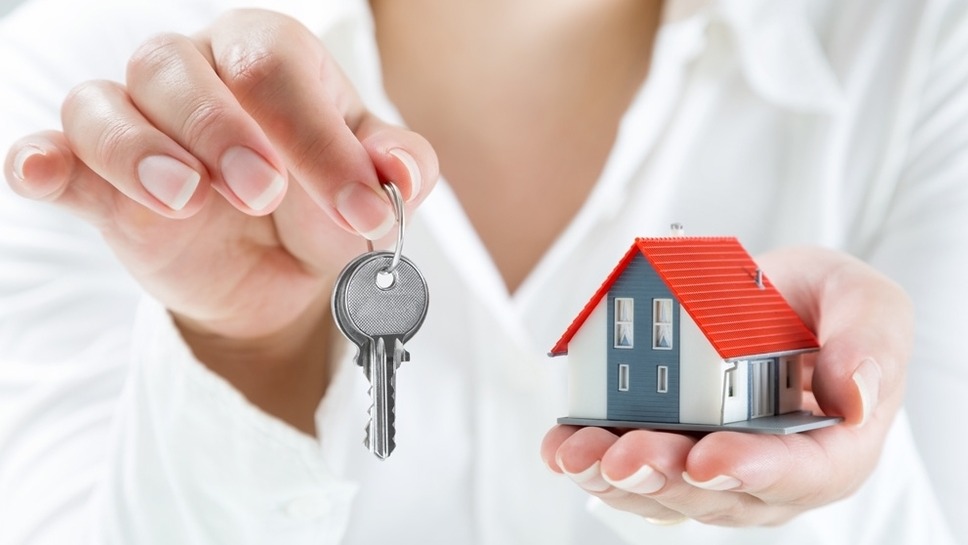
[101, 179, 364, 339]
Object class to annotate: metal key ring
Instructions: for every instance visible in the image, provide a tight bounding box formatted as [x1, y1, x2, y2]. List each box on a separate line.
[366, 181, 406, 274]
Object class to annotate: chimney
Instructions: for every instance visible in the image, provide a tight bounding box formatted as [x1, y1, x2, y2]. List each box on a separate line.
[755, 268, 764, 289]
[670, 223, 685, 237]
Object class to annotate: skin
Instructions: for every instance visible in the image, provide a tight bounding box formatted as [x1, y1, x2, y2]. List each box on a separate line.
[3, 3, 913, 528]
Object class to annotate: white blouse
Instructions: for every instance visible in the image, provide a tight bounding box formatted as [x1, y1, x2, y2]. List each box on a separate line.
[0, 0, 964, 543]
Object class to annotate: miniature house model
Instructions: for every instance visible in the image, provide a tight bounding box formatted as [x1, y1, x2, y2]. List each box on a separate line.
[549, 232, 840, 434]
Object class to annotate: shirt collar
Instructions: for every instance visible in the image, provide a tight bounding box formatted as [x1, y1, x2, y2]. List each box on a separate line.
[666, 0, 845, 113]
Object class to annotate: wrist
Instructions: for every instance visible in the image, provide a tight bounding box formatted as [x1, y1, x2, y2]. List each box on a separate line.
[173, 288, 337, 436]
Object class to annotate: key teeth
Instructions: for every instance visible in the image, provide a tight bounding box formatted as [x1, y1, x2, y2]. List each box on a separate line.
[361, 336, 403, 460]
[364, 424, 397, 460]
[364, 385, 397, 460]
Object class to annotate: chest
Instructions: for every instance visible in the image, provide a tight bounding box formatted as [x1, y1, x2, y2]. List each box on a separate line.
[370, 0, 660, 291]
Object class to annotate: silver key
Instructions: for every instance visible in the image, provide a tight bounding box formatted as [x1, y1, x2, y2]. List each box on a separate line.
[332, 250, 429, 459]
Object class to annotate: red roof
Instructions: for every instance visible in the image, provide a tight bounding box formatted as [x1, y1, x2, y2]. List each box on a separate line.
[549, 237, 819, 359]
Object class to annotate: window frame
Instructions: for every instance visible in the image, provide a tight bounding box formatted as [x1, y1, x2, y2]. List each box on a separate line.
[618, 364, 630, 392]
[652, 298, 674, 350]
[613, 297, 634, 349]
[657, 365, 669, 393]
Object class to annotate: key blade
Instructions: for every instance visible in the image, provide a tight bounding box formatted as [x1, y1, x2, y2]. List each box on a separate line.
[364, 337, 396, 459]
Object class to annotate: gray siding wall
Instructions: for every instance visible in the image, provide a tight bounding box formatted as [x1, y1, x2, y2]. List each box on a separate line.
[606, 254, 680, 422]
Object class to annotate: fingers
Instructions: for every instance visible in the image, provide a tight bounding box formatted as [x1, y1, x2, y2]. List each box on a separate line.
[542, 426, 685, 521]
[125, 31, 285, 215]
[5, 134, 72, 202]
[201, 9, 437, 237]
[543, 426, 781, 525]
[61, 80, 211, 218]
[356, 115, 439, 207]
[682, 428, 870, 508]
[546, 426, 619, 491]
[55, 9, 437, 237]
[541, 425, 858, 526]
[5, 131, 127, 226]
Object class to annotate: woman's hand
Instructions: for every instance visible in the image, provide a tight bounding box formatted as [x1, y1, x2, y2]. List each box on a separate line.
[541, 247, 912, 526]
[3, 9, 438, 432]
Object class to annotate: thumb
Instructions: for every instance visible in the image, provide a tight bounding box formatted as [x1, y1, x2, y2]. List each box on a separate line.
[813, 334, 888, 427]
[356, 114, 439, 206]
[809, 260, 912, 427]
[759, 247, 912, 428]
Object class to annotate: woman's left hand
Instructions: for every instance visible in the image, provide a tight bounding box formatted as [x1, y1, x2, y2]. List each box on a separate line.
[540, 246, 912, 526]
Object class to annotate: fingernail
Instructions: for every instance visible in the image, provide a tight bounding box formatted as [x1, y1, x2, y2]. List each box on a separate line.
[645, 515, 688, 526]
[389, 148, 421, 202]
[682, 473, 741, 491]
[220, 146, 286, 211]
[13, 145, 46, 183]
[852, 357, 881, 427]
[138, 155, 201, 211]
[335, 183, 395, 240]
[603, 465, 666, 495]
[561, 460, 611, 493]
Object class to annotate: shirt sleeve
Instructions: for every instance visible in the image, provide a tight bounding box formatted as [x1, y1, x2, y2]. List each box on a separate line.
[85, 297, 358, 545]
[863, 1, 968, 540]
[0, 2, 359, 544]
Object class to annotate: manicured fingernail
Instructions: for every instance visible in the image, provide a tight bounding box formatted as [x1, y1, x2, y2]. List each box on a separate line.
[682, 473, 741, 491]
[389, 148, 421, 202]
[220, 146, 286, 211]
[603, 465, 666, 494]
[336, 183, 395, 240]
[852, 357, 881, 427]
[645, 515, 688, 526]
[562, 460, 611, 493]
[13, 145, 46, 183]
[138, 155, 201, 211]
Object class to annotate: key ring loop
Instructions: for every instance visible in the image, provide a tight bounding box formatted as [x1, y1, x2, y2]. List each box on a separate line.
[366, 181, 406, 274]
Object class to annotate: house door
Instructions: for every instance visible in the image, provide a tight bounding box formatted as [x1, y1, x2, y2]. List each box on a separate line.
[749, 359, 776, 418]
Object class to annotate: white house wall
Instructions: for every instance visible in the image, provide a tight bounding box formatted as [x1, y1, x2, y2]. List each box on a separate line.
[678, 308, 733, 425]
[566, 300, 607, 419]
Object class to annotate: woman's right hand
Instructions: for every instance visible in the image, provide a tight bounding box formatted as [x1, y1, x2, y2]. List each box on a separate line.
[2, 9, 438, 430]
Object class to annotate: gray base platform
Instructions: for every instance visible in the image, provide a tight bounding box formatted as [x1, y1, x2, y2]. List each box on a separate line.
[558, 411, 842, 435]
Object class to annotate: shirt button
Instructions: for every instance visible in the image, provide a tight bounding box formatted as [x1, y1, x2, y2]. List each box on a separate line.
[286, 494, 333, 520]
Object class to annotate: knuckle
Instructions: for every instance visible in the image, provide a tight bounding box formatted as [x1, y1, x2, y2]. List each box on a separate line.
[179, 97, 233, 150]
[215, 39, 287, 103]
[127, 32, 190, 82]
[287, 129, 340, 175]
[213, 12, 321, 104]
[691, 501, 752, 527]
[62, 80, 101, 116]
[93, 117, 139, 171]
[61, 81, 140, 169]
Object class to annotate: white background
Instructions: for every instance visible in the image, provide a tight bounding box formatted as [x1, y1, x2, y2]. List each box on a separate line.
[0, 0, 22, 17]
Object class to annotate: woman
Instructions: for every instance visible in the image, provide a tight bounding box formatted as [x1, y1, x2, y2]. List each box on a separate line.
[0, 0, 963, 543]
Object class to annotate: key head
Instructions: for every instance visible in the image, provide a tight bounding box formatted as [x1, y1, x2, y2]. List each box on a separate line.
[332, 251, 429, 348]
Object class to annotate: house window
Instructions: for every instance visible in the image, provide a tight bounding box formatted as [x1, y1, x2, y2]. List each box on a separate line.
[785, 359, 794, 389]
[657, 365, 669, 393]
[614, 298, 634, 349]
[618, 364, 630, 392]
[652, 298, 673, 350]
[726, 368, 736, 397]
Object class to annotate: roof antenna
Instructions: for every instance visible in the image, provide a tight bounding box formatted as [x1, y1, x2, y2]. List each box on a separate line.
[755, 268, 764, 289]
[670, 223, 684, 237]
